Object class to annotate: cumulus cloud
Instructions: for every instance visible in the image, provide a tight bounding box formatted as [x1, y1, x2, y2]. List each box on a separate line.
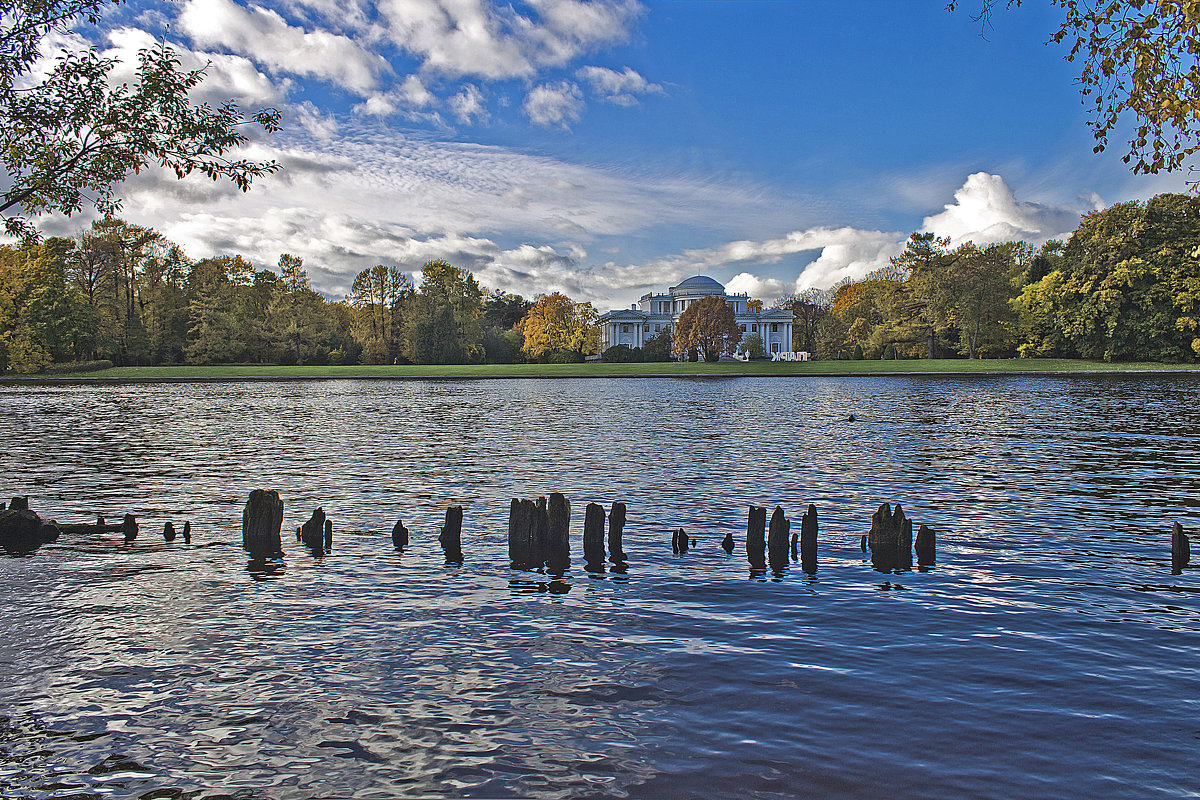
[523, 81, 583, 127]
[178, 0, 389, 94]
[726, 272, 787, 304]
[576, 65, 662, 105]
[922, 172, 1082, 245]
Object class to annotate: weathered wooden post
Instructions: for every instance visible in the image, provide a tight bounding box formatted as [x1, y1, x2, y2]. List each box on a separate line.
[182, 521, 192, 544]
[767, 506, 789, 570]
[746, 505, 767, 569]
[301, 508, 327, 551]
[440, 506, 463, 563]
[800, 503, 818, 574]
[721, 531, 734, 554]
[546, 493, 570, 572]
[392, 518, 409, 549]
[898, 516, 913, 571]
[583, 503, 606, 567]
[608, 502, 627, 562]
[915, 524, 935, 566]
[860, 534, 867, 552]
[508, 499, 526, 565]
[1172, 522, 1191, 575]
[533, 497, 550, 566]
[671, 528, 690, 554]
[323, 519, 332, 550]
[163, 521, 176, 542]
[122, 513, 138, 543]
[242, 490, 283, 556]
[867, 503, 909, 572]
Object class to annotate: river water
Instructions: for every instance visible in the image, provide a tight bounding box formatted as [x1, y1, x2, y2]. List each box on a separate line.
[1, 375, 1198, 799]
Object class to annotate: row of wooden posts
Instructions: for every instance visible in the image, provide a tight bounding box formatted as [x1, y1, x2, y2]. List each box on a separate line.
[242, 488, 938, 574]
[0, 493, 1192, 576]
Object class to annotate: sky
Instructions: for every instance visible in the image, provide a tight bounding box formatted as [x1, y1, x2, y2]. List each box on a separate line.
[35, 0, 1194, 309]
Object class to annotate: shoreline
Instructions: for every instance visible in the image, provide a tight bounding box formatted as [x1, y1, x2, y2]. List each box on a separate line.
[4, 359, 1200, 383]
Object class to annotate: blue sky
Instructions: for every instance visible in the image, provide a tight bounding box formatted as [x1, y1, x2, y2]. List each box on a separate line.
[44, 0, 1190, 308]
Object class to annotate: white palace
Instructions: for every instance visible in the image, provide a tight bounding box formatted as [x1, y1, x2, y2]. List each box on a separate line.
[599, 275, 795, 357]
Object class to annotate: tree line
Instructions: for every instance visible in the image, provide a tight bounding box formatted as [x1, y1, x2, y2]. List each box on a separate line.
[777, 192, 1200, 363]
[0, 218, 604, 372]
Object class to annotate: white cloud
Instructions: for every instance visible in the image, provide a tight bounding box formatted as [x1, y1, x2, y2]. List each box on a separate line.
[356, 75, 438, 116]
[295, 101, 339, 140]
[921, 172, 1082, 246]
[376, 0, 641, 79]
[178, 0, 389, 94]
[576, 65, 661, 105]
[726, 272, 787, 303]
[523, 81, 583, 127]
[449, 84, 487, 123]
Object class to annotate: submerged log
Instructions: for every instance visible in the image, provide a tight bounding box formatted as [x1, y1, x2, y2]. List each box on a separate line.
[301, 508, 327, 551]
[583, 503, 605, 565]
[767, 506, 789, 570]
[242, 489, 284, 556]
[546, 493, 570, 572]
[392, 518, 409, 549]
[746, 505, 767, 569]
[608, 502, 627, 562]
[915, 524, 935, 566]
[800, 503, 818, 574]
[440, 505, 464, 563]
[1172, 522, 1191, 575]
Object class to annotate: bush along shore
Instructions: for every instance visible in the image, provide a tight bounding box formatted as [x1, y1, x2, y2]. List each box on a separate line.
[2, 492, 1193, 577]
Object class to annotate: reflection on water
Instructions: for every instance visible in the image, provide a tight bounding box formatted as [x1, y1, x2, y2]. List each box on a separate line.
[1, 375, 1199, 799]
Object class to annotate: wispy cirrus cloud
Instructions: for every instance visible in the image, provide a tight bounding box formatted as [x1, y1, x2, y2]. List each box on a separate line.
[576, 65, 662, 105]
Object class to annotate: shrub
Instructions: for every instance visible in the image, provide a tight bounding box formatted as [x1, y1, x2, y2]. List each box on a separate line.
[547, 350, 584, 363]
[852, 343, 864, 360]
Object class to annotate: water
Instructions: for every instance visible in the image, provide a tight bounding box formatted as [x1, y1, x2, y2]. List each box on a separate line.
[1, 375, 1198, 799]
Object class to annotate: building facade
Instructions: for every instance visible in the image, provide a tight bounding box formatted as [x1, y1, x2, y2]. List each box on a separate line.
[598, 275, 795, 356]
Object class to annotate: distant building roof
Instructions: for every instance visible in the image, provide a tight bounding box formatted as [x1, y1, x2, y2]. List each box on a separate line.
[671, 275, 725, 293]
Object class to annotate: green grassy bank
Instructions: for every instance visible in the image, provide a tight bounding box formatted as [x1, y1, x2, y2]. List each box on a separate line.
[10, 358, 1199, 380]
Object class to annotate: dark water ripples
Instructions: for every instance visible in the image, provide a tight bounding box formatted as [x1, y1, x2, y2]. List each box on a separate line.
[1, 376, 1199, 798]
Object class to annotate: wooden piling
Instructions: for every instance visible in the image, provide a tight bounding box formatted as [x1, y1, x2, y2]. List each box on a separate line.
[122, 513, 138, 543]
[163, 521, 176, 542]
[800, 503, 817, 574]
[242, 490, 283, 556]
[323, 519, 332, 550]
[583, 503, 605, 565]
[301, 508, 326, 550]
[915, 524, 935, 566]
[440, 506, 464, 563]
[767, 506, 789, 570]
[608, 502, 627, 562]
[867, 503, 909, 572]
[392, 518, 409, 549]
[182, 521, 191, 544]
[898, 516, 913, 570]
[1172, 522, 1190, 575]
[746, 505, 767, 569]
[546, 493, 570, 572]
[721, 531, 734, 554]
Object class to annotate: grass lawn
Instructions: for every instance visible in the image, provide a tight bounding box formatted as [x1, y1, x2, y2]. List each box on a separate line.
[16, 358, 1200, 380]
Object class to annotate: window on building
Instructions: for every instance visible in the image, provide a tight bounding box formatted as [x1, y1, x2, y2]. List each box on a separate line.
[772, 342, 780, 353]
[751, 324, 757, 332]
[621, 324, 630, 333]
[739, 325, 746, 333]
[771, 324, 779, 332]
[655, 324, 661, 332]
[644, 324, 650, 332]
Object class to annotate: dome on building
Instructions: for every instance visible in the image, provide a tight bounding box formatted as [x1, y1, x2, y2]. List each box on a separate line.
[671, 275, 725, 293]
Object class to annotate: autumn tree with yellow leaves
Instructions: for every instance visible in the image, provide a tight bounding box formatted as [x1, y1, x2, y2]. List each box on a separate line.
[518, 292, 600, 362]
[673, 295, 742, 362]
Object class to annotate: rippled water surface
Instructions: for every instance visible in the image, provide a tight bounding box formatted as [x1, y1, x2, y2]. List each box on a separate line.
[1, 376, 1199, 799]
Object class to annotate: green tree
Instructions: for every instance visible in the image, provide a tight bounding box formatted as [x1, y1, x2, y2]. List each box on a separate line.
[890, 233, 961, 358]
[951, 1, 1200, 181]
[741, 332, 766, 358]
[643, 328, 673, 361]
[673, 294, 741, 361]
[408, 260, 484, 363]
[1, 0, 281, 238]
[350, 264, 409, 364]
